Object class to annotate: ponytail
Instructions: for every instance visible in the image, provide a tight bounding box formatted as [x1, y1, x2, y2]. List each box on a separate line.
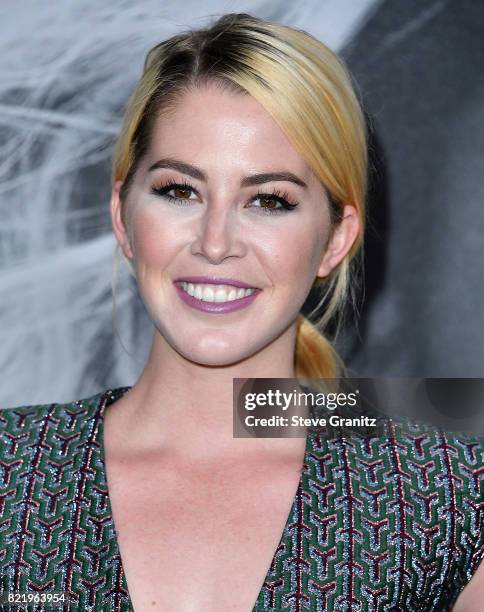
[295, 314, 346, 380]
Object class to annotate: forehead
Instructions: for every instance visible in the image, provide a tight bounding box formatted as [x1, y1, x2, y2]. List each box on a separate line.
[144, 84, 313, 181]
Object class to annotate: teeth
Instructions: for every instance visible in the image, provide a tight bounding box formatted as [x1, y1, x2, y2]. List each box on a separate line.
[180, 282, 256, 302]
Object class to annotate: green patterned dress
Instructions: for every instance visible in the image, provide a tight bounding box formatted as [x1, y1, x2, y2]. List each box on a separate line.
[0, 386, 483, 611]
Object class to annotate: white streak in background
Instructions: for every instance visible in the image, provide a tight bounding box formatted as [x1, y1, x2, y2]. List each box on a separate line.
[0, 104, 119, 134]
[363, 0, 448, 64]
[0, 0, 379, 406]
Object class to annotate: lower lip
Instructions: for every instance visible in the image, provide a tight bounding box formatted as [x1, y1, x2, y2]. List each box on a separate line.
[174, 283, 261, 314]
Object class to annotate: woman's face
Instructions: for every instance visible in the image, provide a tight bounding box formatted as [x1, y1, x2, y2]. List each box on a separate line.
[111, 83, 358, 367]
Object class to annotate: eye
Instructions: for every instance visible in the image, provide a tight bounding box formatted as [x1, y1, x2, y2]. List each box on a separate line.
[249, 188, 299, 215]
[151, 179, 198, 205]
[151, 180, 300, 215]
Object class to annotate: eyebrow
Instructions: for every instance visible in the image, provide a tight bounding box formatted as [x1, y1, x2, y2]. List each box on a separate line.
[147, 158, 308, 189]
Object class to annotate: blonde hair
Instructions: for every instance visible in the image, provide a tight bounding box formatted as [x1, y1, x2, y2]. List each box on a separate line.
[111, 12, 367, 379]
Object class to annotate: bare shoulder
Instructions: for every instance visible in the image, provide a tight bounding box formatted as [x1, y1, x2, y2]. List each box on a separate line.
[452, 558, 484, 611]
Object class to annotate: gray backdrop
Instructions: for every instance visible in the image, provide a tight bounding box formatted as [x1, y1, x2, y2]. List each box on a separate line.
[1, 0, 482, 407]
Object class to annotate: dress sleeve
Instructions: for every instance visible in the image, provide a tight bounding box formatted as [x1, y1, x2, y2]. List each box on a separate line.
[388, 417, 483, 610]
[446, 430, 484, 609]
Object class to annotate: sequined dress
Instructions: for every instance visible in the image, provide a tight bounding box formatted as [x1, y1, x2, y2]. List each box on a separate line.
[0, 386, 482, 611]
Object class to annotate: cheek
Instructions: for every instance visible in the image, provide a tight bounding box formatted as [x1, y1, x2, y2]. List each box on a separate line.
[131, 209, 174, 265]
[265, 224, 328, 287]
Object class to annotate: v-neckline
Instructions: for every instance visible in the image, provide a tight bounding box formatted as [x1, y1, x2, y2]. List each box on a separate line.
[96, 386, 311, 611]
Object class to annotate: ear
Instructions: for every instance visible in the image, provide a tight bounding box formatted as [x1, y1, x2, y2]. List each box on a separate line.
[110, 180, 134, 260]
[317, 204, 360, 277]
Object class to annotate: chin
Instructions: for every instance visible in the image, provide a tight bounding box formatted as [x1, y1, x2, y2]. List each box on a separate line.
[177, 342, 254, 368]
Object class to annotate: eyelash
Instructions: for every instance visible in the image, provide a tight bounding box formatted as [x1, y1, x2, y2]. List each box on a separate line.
[151, 179, 299, 215]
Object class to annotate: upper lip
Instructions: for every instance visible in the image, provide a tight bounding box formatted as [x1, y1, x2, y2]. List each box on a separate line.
[174, 276, 260, 289]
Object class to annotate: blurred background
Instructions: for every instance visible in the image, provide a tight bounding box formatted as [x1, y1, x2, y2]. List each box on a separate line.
[1, 0, 483, 406]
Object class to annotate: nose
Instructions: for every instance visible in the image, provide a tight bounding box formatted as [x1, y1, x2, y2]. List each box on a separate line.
[190, 202, 246, 264]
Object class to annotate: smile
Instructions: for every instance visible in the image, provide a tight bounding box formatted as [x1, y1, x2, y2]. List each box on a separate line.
[174, 281, 261, 314]
[180, 282, 256, 302]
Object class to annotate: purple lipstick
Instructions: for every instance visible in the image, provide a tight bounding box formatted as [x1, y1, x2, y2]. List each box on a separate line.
[173, 278, 262, 314]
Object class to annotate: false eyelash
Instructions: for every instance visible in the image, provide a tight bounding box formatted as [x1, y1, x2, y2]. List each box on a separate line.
[151, 179, 195, 202]
[250, 187, 300, 214]
[151, 179, 300, 215]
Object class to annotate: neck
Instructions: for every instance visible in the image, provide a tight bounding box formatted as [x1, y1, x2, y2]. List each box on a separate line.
[112, 321, 308, 461]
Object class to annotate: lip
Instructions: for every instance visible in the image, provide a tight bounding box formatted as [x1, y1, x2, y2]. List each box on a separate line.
[174, 276, 259, 289]
[174, 282, 262, 314]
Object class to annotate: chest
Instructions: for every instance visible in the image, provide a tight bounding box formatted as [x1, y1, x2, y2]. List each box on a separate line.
[106, 457, 302, 611]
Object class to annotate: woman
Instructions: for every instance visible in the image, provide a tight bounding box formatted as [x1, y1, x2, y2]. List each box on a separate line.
[1, 13, 482, 611]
